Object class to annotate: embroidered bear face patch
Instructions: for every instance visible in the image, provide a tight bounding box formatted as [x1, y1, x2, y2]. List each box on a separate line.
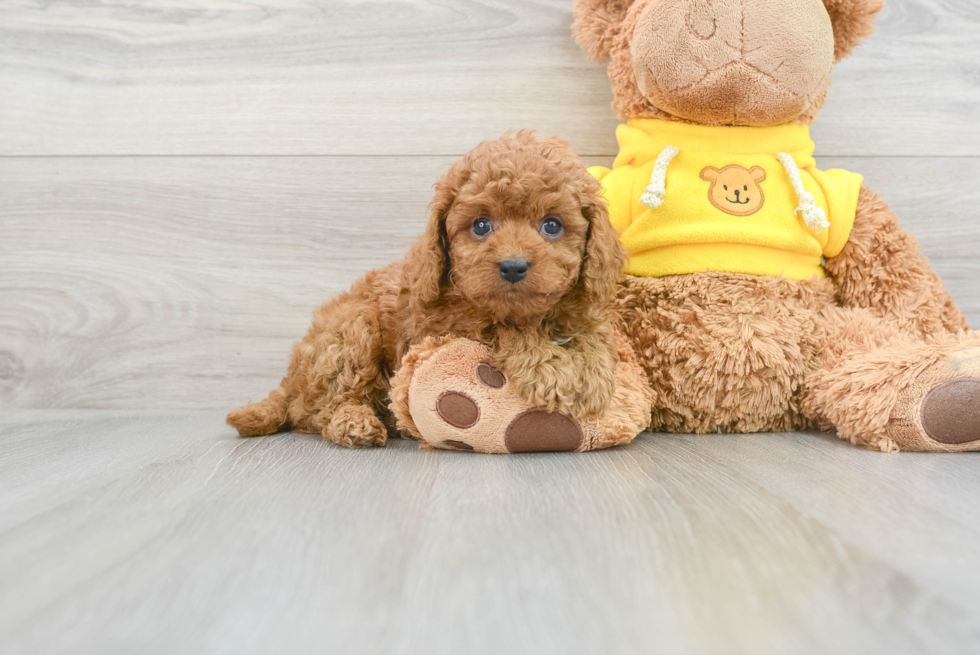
[700, 165, 767, 217]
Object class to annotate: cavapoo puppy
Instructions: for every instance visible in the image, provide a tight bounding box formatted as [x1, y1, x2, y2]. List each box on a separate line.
[227, 131, 626, 448]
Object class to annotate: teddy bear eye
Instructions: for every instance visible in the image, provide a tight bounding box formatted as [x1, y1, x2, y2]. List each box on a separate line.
[744, 185, 748, 191]
[723, 185, 728, 191]
[472, 217, 493, 238]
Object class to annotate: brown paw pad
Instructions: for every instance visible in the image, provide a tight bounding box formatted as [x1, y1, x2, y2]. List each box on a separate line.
[436, 392, 480, 429]
[922, 377, 980, 445]
[477, 362, 506, 388]
[504, 409, 583, 453]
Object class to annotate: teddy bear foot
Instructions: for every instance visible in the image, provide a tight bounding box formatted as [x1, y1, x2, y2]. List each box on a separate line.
[881, 346, 980, 453]
[389, 336, 651, 454]
[833, 344, 980, 453]
[919, 378, 980, 445]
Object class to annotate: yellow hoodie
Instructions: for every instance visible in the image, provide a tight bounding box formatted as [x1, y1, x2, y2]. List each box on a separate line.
[590, 119, 864, 280]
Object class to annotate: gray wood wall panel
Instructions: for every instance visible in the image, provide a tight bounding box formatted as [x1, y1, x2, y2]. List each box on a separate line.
[2, 155, 978, 409]
[0, 0, 979, 156]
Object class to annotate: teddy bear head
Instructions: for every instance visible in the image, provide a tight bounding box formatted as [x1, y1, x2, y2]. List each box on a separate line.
[573, 0, 884, 126]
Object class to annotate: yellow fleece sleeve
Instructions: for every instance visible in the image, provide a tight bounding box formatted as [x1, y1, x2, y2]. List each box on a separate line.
[809, 168, 864, 258]
[588, 165, 611, 180]
[589, 165, 634, 236]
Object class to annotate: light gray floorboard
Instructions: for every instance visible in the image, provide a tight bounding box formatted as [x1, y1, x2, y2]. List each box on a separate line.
[1, 413, 978, 655]
[1, 0, 979, 156]
[2, 155, 979, 410]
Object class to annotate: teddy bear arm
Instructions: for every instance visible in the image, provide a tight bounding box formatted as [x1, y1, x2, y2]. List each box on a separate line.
[824, 185, 970, 337]
[388, 335, 457, 440]
[393, 336, 649, 454]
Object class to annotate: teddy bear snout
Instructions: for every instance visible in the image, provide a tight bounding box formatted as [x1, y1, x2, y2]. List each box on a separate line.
[629, 0, 835, 126]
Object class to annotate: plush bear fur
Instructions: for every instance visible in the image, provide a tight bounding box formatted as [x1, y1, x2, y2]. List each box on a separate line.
[573, 0, 980, 452]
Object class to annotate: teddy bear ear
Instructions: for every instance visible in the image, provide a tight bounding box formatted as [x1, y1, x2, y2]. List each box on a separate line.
[823, 0, 885, 62]
[572, 0, 639, 61]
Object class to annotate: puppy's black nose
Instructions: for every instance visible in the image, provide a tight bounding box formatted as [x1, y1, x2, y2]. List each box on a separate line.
[498, 258, 529, 284]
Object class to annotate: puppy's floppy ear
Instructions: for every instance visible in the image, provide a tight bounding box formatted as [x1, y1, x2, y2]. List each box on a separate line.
[572, 0, 638, 61]
[578, 189, 626, 308]
[822, 0, 884, 62]
[406, 163, 461, 308]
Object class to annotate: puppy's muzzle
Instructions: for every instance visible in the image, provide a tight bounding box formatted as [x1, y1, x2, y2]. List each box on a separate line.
[498, 257, 529, 284]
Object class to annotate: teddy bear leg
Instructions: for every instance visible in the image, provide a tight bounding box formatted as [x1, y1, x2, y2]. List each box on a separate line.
[824, 186, 970, 337]
[388, 336, 651, 453]
[802, 307, 980, 452]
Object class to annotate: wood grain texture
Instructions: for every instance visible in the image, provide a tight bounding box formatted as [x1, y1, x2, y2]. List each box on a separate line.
[0, 0, 979, 156]
[1, 413, 979, 655]
[2, 155, 979, 410]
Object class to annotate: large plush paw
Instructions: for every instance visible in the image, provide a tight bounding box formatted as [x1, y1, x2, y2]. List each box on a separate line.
[389, 337, 651, 454]
[322, 404, 388, 448]
[885, 343, 980, 452]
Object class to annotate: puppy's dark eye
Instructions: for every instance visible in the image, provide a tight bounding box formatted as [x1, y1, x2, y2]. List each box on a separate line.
[540, 217, 563, 237]
[472, 217, 493, 238]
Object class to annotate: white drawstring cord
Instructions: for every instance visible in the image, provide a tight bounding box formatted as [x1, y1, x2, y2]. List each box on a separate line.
[639, 146, 680, 209]
[776, 152, 830, 234]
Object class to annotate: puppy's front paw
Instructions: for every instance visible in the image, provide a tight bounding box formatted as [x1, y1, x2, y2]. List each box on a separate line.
[572, 371, 616, 420]
[323, 404, 388, 448]
[503, 354, 580, 415]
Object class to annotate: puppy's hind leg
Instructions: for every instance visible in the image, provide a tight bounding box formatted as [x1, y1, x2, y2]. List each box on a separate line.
[302, 288, 392, 449]
[227, 386, 290, 437]
[321, 403, 389, 449]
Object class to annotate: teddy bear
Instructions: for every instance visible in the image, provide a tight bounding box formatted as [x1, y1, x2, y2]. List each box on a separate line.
[392, 0, 980, 453]
[389, 334, 653, 453]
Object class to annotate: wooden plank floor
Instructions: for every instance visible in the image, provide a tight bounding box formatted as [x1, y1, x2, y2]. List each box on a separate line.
[1, 412, 979, 655]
